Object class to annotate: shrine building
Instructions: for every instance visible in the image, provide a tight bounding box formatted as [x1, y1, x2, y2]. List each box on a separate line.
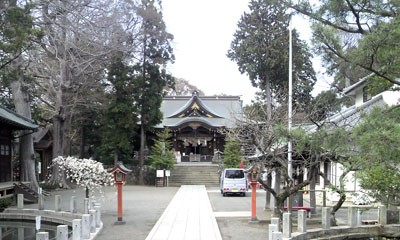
[156, 91, 243, 162]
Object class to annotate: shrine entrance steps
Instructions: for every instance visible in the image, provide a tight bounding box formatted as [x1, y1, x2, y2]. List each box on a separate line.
[168, 163, 220, 187]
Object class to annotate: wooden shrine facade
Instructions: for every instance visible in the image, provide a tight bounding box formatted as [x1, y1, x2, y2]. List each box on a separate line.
[157, 92, 243, 162]
[0, 105, 38, 182]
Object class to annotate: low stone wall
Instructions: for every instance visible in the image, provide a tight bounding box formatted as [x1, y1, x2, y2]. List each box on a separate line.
[269, 206, 400, 240]
[291, 225, 400, 240]
[0, 194, 103, 240]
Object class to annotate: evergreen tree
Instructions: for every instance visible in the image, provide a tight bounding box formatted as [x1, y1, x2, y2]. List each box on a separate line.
[288, 0, 400, 88]
[97, 56, 138, 165]
[228, 0, 316, 119]
[149, 128, 175, 170]
[136, 0, 174, 184]
[223, 139, 242, 168]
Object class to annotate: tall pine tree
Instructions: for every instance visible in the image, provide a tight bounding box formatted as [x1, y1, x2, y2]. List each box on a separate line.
[97, 56, 138, 165]
[136, 0, 174, 184]
[228, 0, 316, 120]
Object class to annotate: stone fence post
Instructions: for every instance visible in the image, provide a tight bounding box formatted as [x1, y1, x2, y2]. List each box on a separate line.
[72, 219, 81, 240]
[17, 194, 24, 209]
[82, 214, 90, 239]
[322, 207, 331, 229]
[379, 205, 387, 225]
[55, 195, 61, 212]
[36, 232, 49, 240]
[298, 209, 307, 233]
[56, 225, 68, 240]
[283, 212, 292, 238]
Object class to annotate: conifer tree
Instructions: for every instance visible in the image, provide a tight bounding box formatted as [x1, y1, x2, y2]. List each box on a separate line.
[223, 139, 242, 168]
[97, 56, 138, 165]
[149, 128, 175, 171]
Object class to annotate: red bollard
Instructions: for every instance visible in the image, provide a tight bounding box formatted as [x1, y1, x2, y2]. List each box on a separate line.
[117, 182, 123, 222]
[250, 182, 258, 221]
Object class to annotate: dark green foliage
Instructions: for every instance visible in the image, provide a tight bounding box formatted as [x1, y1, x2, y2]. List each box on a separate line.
[96, 56, 138, 164]
[0, 2, 43, 71]
[359, 165, 400, 206]
[149, 128, 175, 170]
[228, 0, 316, 107]
[289, 0, 400, 87]
[223, 139, 242, 168]
[0, 198, 12, 212]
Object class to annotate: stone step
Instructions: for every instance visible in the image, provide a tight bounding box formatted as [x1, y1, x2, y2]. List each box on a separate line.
[169, 164, 220, 187]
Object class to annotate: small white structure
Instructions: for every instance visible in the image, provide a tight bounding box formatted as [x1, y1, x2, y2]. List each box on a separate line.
[311, 76, 400, 203]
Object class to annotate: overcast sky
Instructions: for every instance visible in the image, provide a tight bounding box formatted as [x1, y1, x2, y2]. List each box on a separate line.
[162, 0, 332, 105]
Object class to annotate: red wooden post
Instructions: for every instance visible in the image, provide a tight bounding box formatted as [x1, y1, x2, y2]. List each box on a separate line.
[108, 162, 131, 225]
[117, 182, 123, 221]
[251, 182, 257, 221]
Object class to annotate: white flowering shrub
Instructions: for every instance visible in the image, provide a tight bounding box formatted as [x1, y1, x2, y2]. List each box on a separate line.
[50, 156, 114, 194]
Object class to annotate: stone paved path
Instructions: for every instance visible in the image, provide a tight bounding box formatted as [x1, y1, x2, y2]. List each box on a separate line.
[146, 185, 222, 240]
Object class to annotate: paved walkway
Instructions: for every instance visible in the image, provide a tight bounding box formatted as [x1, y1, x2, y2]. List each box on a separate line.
[146, 185, 222, 240]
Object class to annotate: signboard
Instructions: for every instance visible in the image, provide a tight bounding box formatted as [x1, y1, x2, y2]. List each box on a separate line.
[165, 170, 170, 177]
[156, 170, 164, 178]
[36, 216, 41, 231]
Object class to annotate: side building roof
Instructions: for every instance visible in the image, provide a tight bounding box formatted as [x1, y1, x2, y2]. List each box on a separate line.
[0, 105, 39, 130]
[157, 94, 243, 129]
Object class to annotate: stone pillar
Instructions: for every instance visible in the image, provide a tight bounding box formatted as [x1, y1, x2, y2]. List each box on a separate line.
[348, 207, 357, 227]
[81, 214, 90, 239]
[56, 225, 68, 240]
[36, 232, 49, 240]
[70, 196, 77, 213]
[271, 217, 280, 231]
[55, 195, 61, 212]
[89, 210, 96, 233]
[298, 209, 307, 233]
[379, 205, 387, 225]
[84, 198, 89, 214]
[357, 208, 361, 226]
[268, 224, 278, 240]
[94, 206, 101, 228]
[270, 171, 276, 210]
[272, 232, 283, 240]
[283, 212, 292, 238]
[38, 194, 44, 210]
[322, 207, 331, 229]
[72, 219, 81, 240]
[17, 194, 24, 209]
[18, 227, 24, 240]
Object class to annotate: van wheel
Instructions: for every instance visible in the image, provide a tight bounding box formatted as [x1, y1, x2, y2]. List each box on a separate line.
[223, 193, 227, 197]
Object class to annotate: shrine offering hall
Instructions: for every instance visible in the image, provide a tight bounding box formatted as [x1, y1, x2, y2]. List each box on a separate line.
[157, 92, 243, 162]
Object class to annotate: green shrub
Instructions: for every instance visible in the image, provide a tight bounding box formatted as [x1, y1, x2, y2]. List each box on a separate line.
[0, 198, 12, 212]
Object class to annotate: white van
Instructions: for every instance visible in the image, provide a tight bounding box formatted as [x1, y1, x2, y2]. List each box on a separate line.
[220, 168, 247, 197]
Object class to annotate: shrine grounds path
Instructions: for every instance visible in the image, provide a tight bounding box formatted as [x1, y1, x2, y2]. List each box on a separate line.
[22, 185, 369, 240]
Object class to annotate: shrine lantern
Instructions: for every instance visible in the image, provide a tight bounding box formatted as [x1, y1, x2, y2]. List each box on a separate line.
[245, 166, 259, 222]
[109, 161, 131, 184]
[108, 162, 131, 224]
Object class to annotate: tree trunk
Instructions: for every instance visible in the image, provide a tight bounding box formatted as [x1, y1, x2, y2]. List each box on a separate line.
[138, 122, 145, 185]
[10, 79, 39, 191]
[265, 174, 271, 209]
[309, 171, 317, 214]
[265, 76, 272, 122]
[48, 114, 70, 188]
[79, 125, 85, 159]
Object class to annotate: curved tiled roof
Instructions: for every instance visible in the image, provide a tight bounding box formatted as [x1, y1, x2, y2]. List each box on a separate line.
[0, 105, 38, 130]
[157, 95, 243, 129]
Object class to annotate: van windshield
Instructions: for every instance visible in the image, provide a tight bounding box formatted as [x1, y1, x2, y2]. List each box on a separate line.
[225, 170, 244, 179]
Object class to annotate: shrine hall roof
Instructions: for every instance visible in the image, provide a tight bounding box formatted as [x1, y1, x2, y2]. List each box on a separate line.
[157, 94, 243, 129]
[0, 105, 38, 130]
